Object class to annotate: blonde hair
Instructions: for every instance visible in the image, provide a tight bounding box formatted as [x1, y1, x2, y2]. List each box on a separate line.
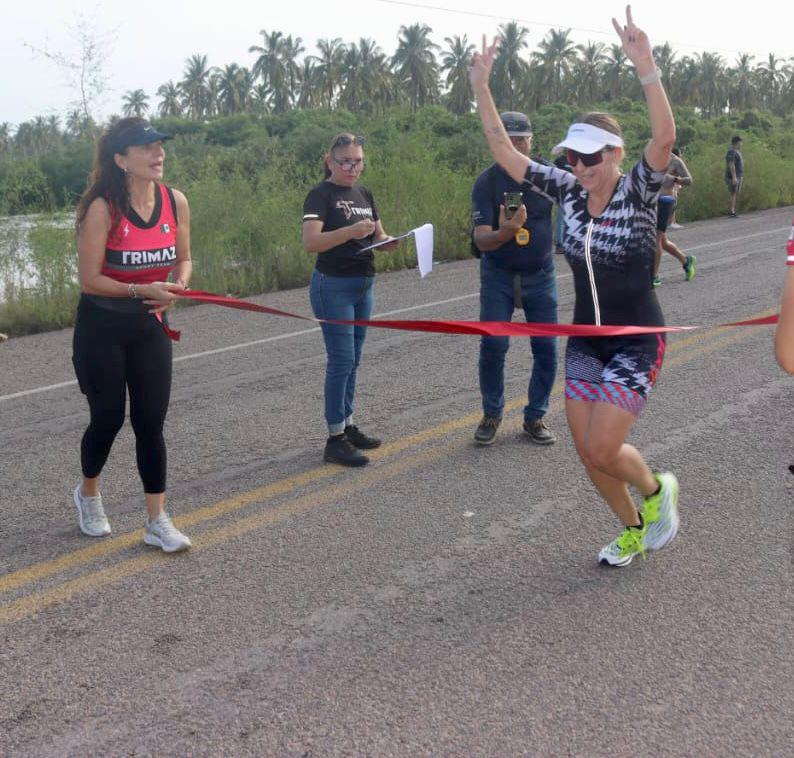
[578, 112, 623, 140]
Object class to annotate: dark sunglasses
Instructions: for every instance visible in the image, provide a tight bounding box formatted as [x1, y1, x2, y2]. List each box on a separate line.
[566, 147, 614, 168]
[333, 134, 365, 148]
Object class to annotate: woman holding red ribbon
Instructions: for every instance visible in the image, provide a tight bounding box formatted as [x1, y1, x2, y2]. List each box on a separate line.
[470, 6, 680, 567]
[72, 117, 192, 552]
[303, 133, 398, 467]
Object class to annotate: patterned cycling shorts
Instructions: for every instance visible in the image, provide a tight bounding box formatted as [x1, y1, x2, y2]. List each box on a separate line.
[564, 334, 666, 416]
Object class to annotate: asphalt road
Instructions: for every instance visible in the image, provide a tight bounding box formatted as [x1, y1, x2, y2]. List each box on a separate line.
[1, 206, 792, 756]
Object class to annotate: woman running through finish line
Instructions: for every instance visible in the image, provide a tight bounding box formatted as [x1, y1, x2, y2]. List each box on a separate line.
[469, 5, 680, 567]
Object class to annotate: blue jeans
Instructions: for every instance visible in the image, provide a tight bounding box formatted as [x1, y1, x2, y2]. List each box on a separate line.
[479, 259, 558, 421]
[310, 270, 374, 434]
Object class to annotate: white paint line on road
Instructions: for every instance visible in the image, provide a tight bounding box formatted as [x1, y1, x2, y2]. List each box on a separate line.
[0, 225, 787, 404]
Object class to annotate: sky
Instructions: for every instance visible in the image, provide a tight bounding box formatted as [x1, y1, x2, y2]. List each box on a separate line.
[2, 0, 791, 127]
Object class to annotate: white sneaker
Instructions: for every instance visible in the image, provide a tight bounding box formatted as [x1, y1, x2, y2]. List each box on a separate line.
[144, 512, 192, 553]
[74, 484, 111, 537]
[642, 472, 680, 551]
[669, 222, 683, 230]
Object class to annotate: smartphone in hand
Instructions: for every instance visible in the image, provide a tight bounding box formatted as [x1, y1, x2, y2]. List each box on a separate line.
[504, 191, 523, 220]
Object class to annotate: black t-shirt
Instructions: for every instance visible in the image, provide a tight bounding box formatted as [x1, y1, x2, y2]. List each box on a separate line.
[303, 181, 380, 277]
[725, 147, 743, 179]
[471, 163, 553, 273]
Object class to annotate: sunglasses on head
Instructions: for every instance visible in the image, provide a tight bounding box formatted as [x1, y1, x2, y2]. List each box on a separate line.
[566, 146, 614, 168]
[333, 134, 365, 148]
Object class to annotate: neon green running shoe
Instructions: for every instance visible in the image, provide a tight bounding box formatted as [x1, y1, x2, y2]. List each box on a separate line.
[642, 472, 680, 551]
[598, 523, 647, 567]
[683, 255, 696, 281]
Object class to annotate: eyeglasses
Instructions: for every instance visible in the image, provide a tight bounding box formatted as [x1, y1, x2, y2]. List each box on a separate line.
[566, 147, 614, 168]
[333, 158, 365, 172]
[332, 134, 365, 148]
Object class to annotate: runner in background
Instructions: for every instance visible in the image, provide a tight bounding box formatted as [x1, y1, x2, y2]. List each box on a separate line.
[653, 147, 695, 286]
[470, 6, 680, 567]
[72, 117, 192, 552]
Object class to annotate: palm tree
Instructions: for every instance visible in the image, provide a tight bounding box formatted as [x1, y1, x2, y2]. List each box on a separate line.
[338, 42, 364, 112]
[491, 22, 530, 110]
[441, 34, 475, 115]
[652, 43, 677, 93]
[0, 122, 11, 153]
[532, 28, 578, 104]
[728, 53, 756, 112]
[694, 52, 727, 117]
[122, 89, 150, 118]
[281, 34, 304, 106]
[603, 44, 628, 100]
[296, 58, 321, 109]
[313, 37, 346, 108]
[249, 29, 293, 112]
[756, 53, 786, 112]
[574, 42, 607, 104]
[392, 23, 440, 112]
[156, 81, 183, 118]
[358, 39, 391, 114]
[181, 54, 211, 119]
[217, 64, 243, 115]
[206, 71, 221, 118]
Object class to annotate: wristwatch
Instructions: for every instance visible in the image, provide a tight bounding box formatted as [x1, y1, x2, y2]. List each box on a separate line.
[639, 67, 662, 86]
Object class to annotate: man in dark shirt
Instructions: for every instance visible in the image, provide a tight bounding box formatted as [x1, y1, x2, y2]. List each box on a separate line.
[471, 111, 558, 446]
[725, 135, 744, 217]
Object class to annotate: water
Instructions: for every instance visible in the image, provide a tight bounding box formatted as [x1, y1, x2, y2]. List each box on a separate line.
[0, 213, 74, 302]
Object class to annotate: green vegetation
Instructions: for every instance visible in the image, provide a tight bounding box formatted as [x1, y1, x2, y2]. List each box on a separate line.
[2, 21, 794, 335]
[2, 103, 794, 337]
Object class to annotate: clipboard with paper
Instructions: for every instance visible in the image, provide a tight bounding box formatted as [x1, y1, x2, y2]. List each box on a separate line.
[359, 223, 434, 278]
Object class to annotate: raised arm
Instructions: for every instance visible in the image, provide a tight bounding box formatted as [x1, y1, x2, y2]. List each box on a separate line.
[612, 5, 675, 171]
[469, 36, 530, 185]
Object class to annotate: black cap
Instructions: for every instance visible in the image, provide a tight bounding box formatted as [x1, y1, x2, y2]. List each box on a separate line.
[500, 111, 532, 137]
[111, 122, 172, 154]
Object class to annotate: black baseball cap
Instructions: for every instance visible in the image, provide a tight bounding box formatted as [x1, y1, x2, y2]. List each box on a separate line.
[111, 121, 172, 154]
[500, 111, 532, 137]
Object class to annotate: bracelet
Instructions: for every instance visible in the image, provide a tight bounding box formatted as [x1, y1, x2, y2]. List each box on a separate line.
[127, 282, 138, 299]
[639, 67, 662, 86]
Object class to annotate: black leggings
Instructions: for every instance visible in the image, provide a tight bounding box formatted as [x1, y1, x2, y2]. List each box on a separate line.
[72, 296, 173, 493]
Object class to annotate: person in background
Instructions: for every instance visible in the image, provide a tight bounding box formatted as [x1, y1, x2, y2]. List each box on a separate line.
[667, 147, 684, 230]
[653, 147, 695, 285]
[725, 135, 744, 218]
[471, 111, 558, 447]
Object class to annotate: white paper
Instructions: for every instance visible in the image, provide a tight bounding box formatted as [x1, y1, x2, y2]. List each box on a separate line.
[358, 223, 435, 278]
[413, 223, 434, 278]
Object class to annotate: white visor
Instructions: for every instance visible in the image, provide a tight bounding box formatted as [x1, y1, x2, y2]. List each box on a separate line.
[553, 123, 624, 155]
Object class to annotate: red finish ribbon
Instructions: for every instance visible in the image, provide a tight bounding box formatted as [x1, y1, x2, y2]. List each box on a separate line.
[164, 289, 778, 342]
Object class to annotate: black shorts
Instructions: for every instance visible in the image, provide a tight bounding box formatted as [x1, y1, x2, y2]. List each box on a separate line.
[656, 196, 676, 232]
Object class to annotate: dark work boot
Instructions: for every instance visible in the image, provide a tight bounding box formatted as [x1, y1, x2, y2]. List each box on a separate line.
[344, 425, 382, 450]
[324, 435, 369, 467]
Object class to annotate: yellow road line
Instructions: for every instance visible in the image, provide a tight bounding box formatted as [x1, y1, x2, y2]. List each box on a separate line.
[0, 308, 776, 601]
[0, 444, 454, 625]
